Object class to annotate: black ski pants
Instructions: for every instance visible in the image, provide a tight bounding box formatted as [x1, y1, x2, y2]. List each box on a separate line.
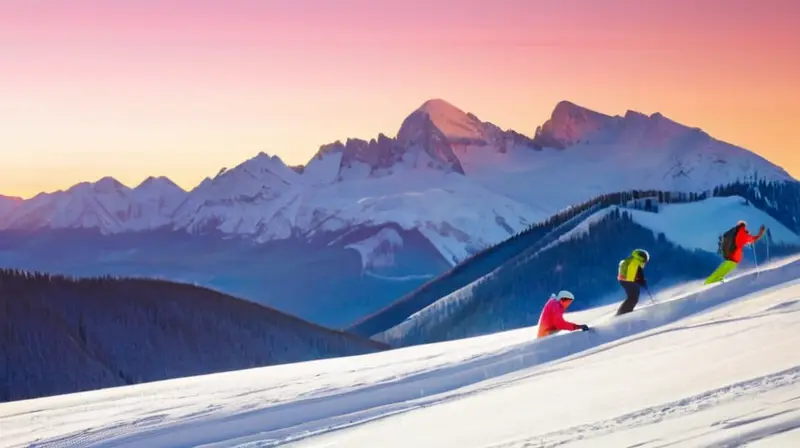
[616, 280, 641, 316]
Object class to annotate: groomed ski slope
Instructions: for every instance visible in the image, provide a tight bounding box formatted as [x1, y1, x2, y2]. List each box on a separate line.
[3, 256, 800, 447]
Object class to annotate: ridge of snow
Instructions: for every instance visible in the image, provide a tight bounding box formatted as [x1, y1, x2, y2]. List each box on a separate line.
[0, 195, 23, 221]
[0, 176, 188, 233]
[135, 176, 185, 193]
[170, 151, 304, 239]
[4, 255, 799, 447]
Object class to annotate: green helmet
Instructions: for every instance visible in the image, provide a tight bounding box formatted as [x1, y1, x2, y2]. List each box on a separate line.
[632, 249, 650, 263]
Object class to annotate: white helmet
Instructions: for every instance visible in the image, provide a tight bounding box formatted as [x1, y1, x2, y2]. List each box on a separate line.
[557, 290, 575, 301]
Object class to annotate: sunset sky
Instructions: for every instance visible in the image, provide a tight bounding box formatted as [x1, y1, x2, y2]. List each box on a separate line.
[2, 0, 799, 198]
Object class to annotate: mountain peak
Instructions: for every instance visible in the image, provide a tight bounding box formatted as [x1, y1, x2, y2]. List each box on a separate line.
[137, 176, 182, 190]
[96, 176, 125, 187]
[411, 98, 484, 142]
[533, 100, 615, 149]
[67, 176, 128, 194]
[551, 100, 594, 116]
[416, 98, 465, 116]
[221, 151, 296, 182]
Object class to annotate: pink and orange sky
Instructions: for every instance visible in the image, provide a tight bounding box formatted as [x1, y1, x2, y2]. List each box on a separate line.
[2, 0, 799, 198]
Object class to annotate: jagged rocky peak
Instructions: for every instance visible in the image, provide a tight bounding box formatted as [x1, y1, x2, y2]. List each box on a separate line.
[410, 98, 485, 142]
[319, 135, 406, 172]
[534, 100, 615, 149]
[308, 116, 465, 177]
[314, 134, 395, 161]
[397, 108, 465, 174]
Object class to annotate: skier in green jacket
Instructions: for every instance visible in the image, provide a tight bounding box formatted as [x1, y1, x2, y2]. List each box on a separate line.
[616, 249, 649, 316]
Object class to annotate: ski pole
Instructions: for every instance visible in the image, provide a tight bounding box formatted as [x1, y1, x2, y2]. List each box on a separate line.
[645, 286, 656, 305]
[766, 235, 770, 264]
[751, 243, 760, 277]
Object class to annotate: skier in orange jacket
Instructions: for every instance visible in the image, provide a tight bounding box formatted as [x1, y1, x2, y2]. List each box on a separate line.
[537, 290, 590, 338]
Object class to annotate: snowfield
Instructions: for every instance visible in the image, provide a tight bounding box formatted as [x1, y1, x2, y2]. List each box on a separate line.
[3, 256, 800, 447]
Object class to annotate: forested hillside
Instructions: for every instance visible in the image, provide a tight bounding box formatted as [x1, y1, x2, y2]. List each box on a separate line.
[0, 271, 387, 403]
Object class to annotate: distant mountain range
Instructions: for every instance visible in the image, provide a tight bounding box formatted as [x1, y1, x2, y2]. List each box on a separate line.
[1, 99, 795, 327]
[3, 99, 792, 263]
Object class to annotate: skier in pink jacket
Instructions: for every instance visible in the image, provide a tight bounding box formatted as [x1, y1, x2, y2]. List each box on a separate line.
[537, 290, 590, 338]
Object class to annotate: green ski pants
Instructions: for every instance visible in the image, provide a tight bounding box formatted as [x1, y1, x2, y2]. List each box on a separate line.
[704, 260, 738, 285]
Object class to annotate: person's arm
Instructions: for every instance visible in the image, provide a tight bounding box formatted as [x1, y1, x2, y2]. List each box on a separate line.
[738, 225, 766, 245]
[636, 266, 647, 287]
[551, 308, 580, 331]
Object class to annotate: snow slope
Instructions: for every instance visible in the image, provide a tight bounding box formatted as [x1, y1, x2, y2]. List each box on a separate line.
[3, 255, 799, 447]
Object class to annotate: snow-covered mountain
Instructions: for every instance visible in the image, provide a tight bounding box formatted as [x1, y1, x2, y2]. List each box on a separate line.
[0, 195, 22, 221]
[171, 152, 304, 241]
[5, 255, 800, 447]
[3, 99, 791, 267]
[464, 100, 795, 211]
[0, 176, 187, 233]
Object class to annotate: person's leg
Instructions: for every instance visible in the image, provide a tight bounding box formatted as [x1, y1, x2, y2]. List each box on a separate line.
[616, 281, 641, 315]
[704, 260, 738, 285]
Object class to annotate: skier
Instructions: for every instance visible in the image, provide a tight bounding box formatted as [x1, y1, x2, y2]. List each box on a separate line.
[704, 220, 765, 285]
[616, 248, 649, 316]
[536, 290, 590, 338]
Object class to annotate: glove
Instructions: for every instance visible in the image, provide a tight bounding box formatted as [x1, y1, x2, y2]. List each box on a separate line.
[577, 324, 590, 332]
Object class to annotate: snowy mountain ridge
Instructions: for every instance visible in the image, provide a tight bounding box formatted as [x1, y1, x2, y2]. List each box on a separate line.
[1, 176, 187, 234]
[1, 99, 794, 266]
[0, 194, 22, 221]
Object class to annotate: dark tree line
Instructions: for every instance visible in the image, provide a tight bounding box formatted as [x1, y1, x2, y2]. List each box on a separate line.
[0, 271, 387, 403]
[712, 179, 800, 233]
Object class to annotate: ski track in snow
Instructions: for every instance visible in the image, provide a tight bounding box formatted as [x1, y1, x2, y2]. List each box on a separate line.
[488, 367, 800, 448]
[3, 256, 800, 448]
